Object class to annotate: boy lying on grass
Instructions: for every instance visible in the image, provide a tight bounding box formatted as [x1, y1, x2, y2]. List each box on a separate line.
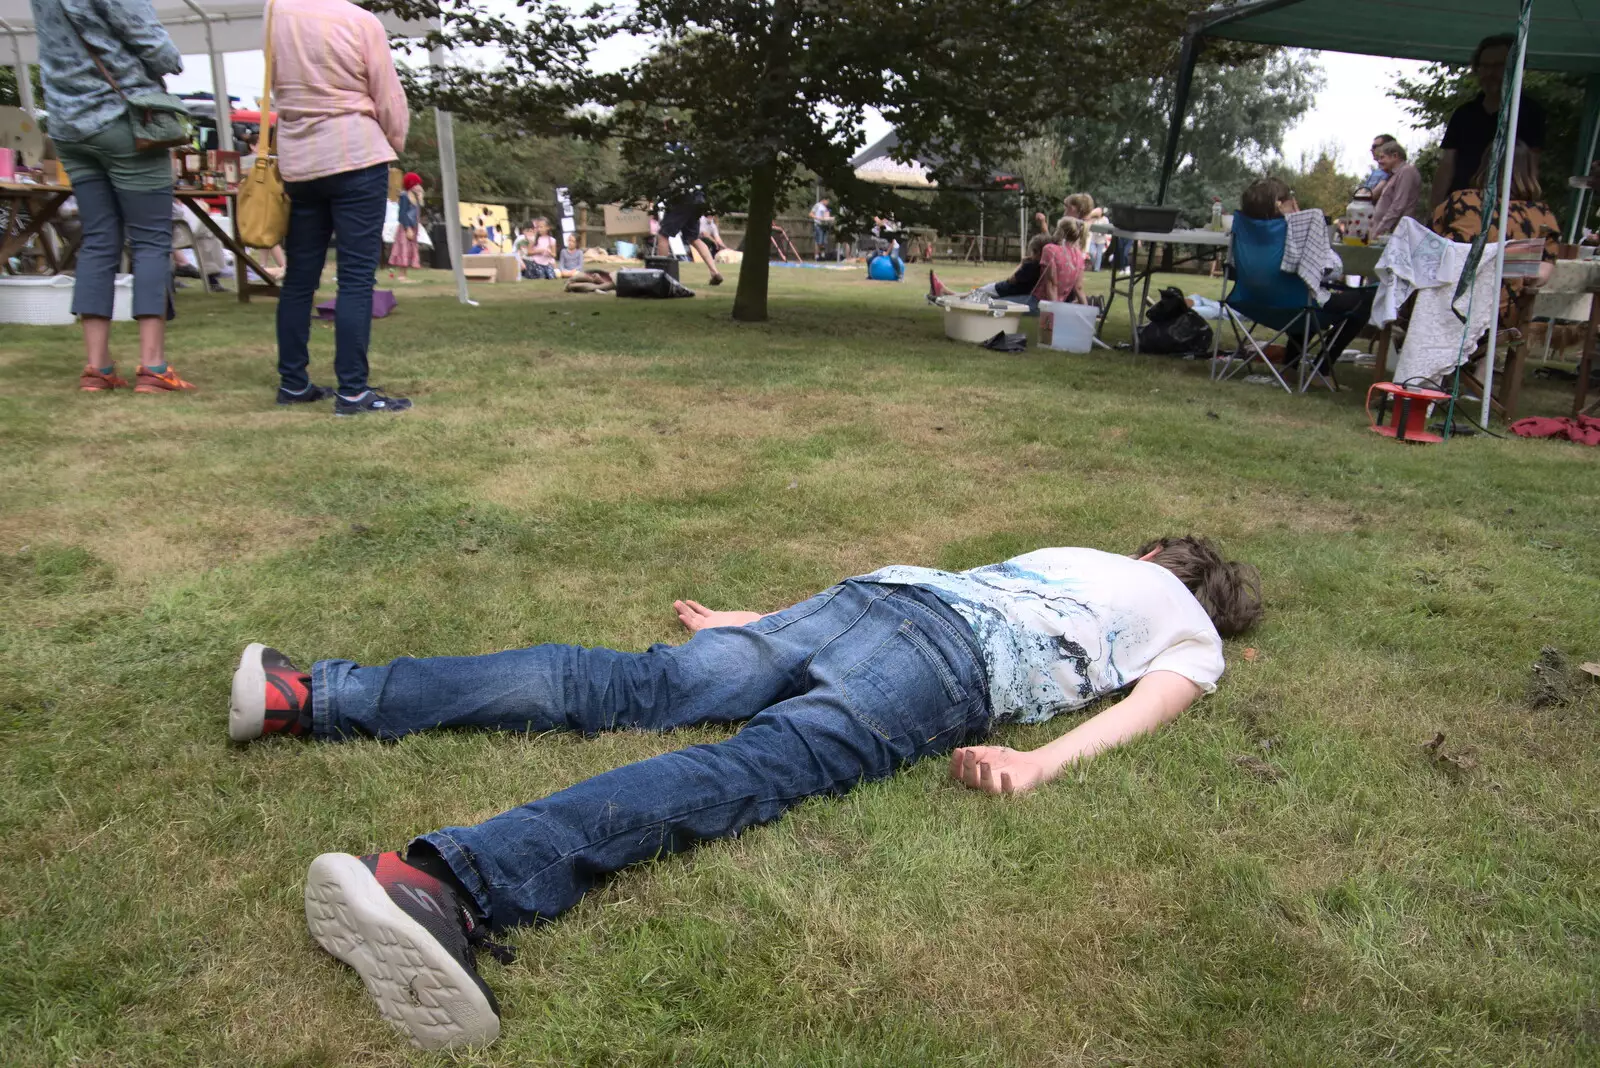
[230, 536, 1261, 1049]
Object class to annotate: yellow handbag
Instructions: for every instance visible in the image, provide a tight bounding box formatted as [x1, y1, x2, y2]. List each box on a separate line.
[237, 2, 289, 249]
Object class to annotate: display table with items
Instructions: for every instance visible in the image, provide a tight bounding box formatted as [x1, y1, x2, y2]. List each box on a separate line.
[1091, 221, 1229, 354]
[173, 187, 281, 304]
[1, 180, 75, 272]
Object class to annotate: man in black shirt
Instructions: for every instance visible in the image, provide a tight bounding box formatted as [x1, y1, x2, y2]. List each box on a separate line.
[1430, 34, 1545, 212]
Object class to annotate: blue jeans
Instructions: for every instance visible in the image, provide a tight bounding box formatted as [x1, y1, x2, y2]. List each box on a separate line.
[813, 222, 826, 256]
[276, 163, 388, 395]
[311, 581, 991, 929]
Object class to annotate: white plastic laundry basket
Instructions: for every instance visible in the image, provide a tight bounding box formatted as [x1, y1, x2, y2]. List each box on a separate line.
[941, 298, 1030, 343]
[0, 274, 133, 326]
[1038, 301, 1099, 353]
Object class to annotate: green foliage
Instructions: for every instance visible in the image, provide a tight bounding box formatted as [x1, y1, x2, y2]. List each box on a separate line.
[1046, 51, 1321, 226]
[1391, 64, 1590, 227]
[384, 0, 1238, 321]
[0, 64, 42, 109]
[400, 120, 619, 213]
[1275, 150, 1359, 220]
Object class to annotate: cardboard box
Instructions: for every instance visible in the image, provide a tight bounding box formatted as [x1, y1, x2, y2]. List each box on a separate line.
[603, 204, 653, 235]
[461, 253, 521, 283]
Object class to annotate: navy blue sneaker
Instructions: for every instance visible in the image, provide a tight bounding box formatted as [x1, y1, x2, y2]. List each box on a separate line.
[277, 383, 333, 406]
[334, 389, 413, 416]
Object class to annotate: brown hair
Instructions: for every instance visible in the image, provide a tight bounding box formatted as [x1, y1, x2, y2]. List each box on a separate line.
[1137, 536, 1263, 637]
[1472, 33, 1515, 69]
[1473, 141, 1542, 201]
[1027, 233, 1050, 260]
[1065, 192, 1095, 218]
[1239, 177, 1292, 221]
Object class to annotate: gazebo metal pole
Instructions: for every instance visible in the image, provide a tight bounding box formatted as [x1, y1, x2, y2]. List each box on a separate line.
[1480, 1, 1531, 429]
[5, 20, 37, 120]
[1567, 76, 1600, 242]
[1156, 26, 1202, 206]
[181, 0, 233, 152]
[1018, 187, 1025, 262]
[431, 46, 471, 305]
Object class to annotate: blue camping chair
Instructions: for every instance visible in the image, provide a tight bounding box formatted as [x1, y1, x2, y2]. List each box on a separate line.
[1212, 214, 1373, 393]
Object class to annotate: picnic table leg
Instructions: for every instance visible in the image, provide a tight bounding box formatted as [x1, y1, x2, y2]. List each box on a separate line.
[0, 192, 69, 266]
[1573, 288, 1600, 418]
[176, 196, 278, 304]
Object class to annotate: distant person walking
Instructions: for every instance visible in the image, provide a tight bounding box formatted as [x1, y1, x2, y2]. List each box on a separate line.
[810, 197, 832, 259]
[270, 0, 412, 414]
[32, 0, 194, 394]
[387, 171, 423, 283]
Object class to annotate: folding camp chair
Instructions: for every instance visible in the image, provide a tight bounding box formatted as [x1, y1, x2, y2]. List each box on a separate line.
[1211, 214, 1373, 394]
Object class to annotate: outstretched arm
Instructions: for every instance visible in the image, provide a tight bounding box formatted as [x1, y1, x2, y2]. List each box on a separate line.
[674, 599, 765, 633]
[950, 670, 1203, 795]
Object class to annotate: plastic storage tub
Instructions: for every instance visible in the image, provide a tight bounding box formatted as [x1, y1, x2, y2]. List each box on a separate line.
[1038, 301, 1099, 353]
[0, 274, 132, 326]
[1107, 204, 1180, 233]
[941, 298, 1031, 343]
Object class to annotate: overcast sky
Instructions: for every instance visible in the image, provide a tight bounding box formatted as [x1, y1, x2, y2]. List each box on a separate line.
[167, 46, 1440, 178]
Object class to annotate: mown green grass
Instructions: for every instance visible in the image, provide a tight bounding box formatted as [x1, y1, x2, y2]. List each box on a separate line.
[1, 261, 1597, 1067]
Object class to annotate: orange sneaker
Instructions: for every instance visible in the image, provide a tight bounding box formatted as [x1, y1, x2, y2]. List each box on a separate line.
[80, 366, 129, 392]
[134, 365, 197, 393]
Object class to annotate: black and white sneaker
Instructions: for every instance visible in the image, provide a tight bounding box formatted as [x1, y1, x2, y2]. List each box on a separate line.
[277, 383, 333, 406]
[334, 389, 413, 416]
[304, 851, 512, 1049]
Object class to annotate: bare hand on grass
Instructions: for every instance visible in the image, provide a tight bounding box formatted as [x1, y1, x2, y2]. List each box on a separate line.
[674, 600, 763, 633]
[949, 745, 1046, 795]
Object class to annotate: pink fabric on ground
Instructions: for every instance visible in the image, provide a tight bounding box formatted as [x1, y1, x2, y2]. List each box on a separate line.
[1509, 414, 1600, 445]
[268, 0, 409, 183]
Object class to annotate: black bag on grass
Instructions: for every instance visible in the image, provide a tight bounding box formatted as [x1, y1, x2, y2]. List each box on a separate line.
[1137, 285, 1212, 355]
[615, 269, 696, 299]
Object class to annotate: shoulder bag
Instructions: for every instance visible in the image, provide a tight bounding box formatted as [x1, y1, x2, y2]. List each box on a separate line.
[60, 3, 190, 151]
[236, 1, 291, 248]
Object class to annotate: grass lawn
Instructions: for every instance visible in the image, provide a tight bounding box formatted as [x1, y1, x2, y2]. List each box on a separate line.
[2, 260, 1598, 1067]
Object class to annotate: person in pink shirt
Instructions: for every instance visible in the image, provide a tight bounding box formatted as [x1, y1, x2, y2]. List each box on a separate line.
[269, 0, 412, 415]
[1032, 217, 1087, 305]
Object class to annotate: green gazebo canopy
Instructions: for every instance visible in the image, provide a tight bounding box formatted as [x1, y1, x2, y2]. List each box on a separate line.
[1158, 0, 1600, 208]
[1198, 0, 1600, 73]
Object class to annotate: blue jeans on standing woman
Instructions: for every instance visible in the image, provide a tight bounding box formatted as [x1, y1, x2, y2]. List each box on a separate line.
[309, 581, 992, 929]
[55, 116, 173, 322]
[276, 162, 388, 396]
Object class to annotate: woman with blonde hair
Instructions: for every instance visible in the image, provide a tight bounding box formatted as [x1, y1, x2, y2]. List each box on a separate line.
[1033, 216, 1087, 305]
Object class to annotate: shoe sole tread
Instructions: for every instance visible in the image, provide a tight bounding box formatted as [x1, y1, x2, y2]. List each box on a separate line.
[304, 853, 500, 1050]
[229, 643, 267, 741]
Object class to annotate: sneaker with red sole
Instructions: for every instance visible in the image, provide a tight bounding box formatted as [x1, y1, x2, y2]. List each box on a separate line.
[229, 642, 314, 741]
[79, 367, 129, 391]
[304, 851, 510, 1050]
[134, 365, 197, 393]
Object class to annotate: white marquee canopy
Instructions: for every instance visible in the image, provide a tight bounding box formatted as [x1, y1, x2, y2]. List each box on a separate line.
[1, 0, 472, 304]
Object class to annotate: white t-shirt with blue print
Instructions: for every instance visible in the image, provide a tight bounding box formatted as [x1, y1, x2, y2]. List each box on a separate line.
[855, 547, 1225, 724]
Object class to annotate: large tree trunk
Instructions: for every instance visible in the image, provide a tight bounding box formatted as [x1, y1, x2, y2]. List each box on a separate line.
[732, 159, 779, 322]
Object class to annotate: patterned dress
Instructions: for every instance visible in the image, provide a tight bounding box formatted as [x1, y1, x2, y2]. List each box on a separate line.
[1430, 191, 1559, 315]
[1430, 191, 1560, 258]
